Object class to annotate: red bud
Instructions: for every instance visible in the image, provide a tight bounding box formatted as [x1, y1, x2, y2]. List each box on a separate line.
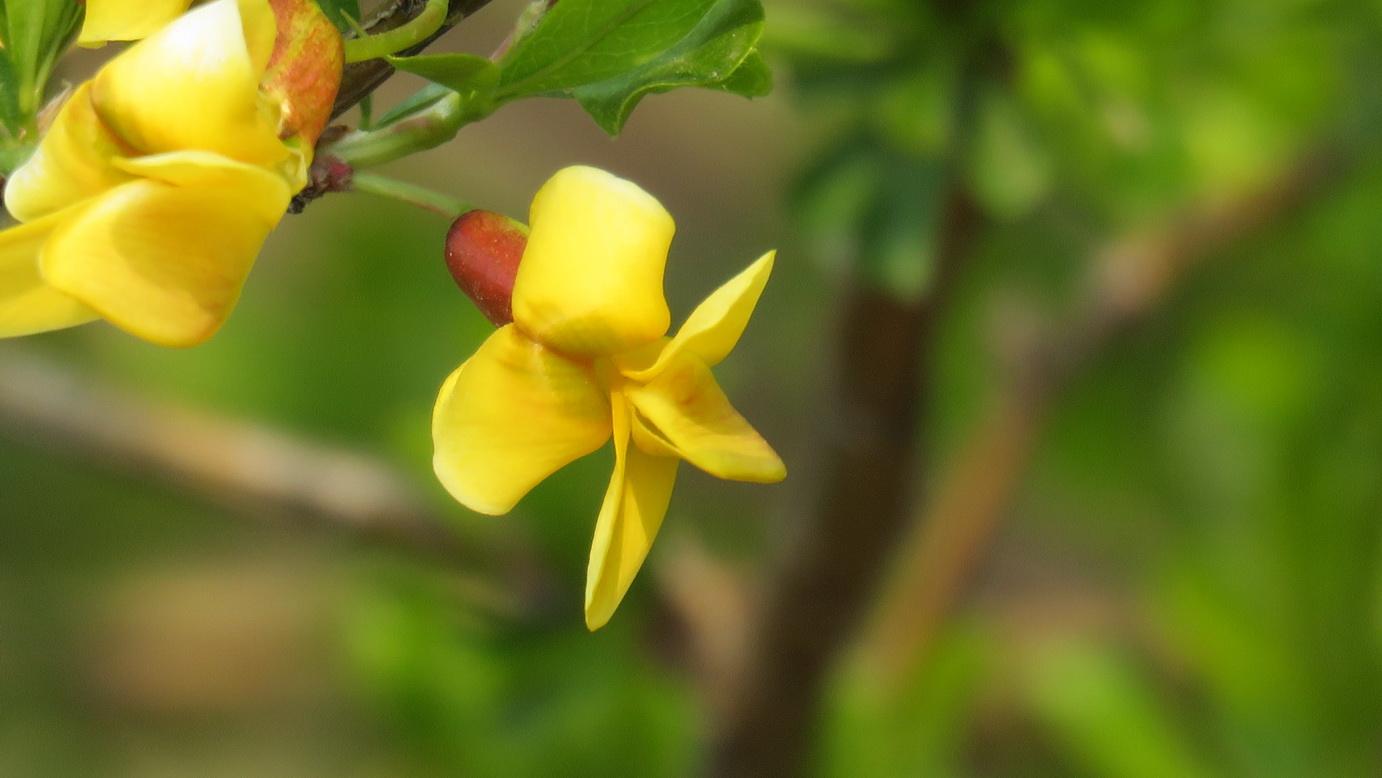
[263, 0, 344, 146]
[445, 210, 530, 325]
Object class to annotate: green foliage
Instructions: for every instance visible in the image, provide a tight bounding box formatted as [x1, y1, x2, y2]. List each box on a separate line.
[0, 0, 81, 173]
[793, 135, 946, 295]
[497, 0, 769, 133]
[388, 0, 771, 136]
[1023, 642, 1213, 778]
[388, 53, 500, 120]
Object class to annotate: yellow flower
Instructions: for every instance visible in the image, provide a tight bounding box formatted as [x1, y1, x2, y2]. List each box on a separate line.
[79, 0, 195, 45]
[432, 166, 786, 630]
[0, 0, 333, 346]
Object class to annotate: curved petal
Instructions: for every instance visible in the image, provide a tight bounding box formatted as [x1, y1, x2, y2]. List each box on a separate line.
[39, 170, 288, 347]
[512, 166, 674, 357]
[91, 0, 286, 166]
[585, 392, 679, 631]
[622, 250, 775, 382]
[79, 0, 195, 45]
[0, 213, 99, 338]
[433, 325, 612, 515]
[625, 354, 786, 483]
[113, 150, 298, 222]
[3, 85, 133, 223]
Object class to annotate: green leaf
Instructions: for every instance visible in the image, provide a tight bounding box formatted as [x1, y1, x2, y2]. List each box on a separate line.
[966, 89, 1053, 220]
[314, 0, 361, 32]
[387, 53, 500, 121]
[0, 43, 20, 138]
[792, 135, 944, 299]
[1023, 641, 1214, 778]
[372, 82, 453, 127]
[0, 0, 81, 117]
[707, 50, 773, 97]
[496, 0, 770, 135]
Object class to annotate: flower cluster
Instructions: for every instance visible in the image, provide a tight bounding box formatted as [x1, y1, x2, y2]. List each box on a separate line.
[0, 4, 782, 630]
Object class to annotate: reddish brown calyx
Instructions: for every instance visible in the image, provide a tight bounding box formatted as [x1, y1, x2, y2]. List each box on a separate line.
[263, 0, 344, 146]
[445, 210, 530, 325]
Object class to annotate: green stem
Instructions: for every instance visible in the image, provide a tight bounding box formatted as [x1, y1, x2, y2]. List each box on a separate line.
[325, 91, 467, 168]
[350, 172, 470, 218]
[343, 0, 449, 63]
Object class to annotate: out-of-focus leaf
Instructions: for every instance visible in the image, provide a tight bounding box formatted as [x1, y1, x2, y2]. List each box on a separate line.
[791, 135, 885, 275]
[495, 0, 770, 134]
[313, 0, 361, 31]
[967, 89, 1053, 220]
[760, 2, 903, 67]
[874, 69, 955, 156]
[1024, 641, 1214, 778]
[388, 53, 500, 121]
[792, 134, 943, 298]
[859, 157, 944, 297]
[822, 626, 994, 777]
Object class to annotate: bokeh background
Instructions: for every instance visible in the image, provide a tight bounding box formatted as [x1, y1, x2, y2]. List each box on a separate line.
[2, 0, 1381, 774]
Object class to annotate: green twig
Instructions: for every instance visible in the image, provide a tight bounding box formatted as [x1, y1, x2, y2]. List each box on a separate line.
[350, 172, 469, 218]
[343, 0, 449, 63]
[325, 91, 466, 168]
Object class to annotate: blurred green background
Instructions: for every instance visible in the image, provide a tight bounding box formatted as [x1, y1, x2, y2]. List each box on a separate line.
[2, 0, 1380, 775]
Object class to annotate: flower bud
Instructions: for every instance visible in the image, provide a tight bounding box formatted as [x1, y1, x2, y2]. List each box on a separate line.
[262, 0, 343, 146]
[445, 210, 530, 325]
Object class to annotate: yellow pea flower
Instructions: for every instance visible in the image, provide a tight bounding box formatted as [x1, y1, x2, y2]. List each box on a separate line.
[0, 0, 340, 346]
[433, 166, 786, 630]
[79, 0, 194, 45]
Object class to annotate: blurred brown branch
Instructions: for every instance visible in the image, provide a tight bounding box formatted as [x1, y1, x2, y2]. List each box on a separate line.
[862, 144, 1349, 679]
[708, 9, 995, 770]
[0, 347, 509, 582]
[710, 131, 985, 778]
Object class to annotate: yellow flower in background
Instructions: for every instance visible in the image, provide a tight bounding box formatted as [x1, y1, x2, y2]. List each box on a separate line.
[79, 0, 194, 45]
[0, 0, 340, 346]
[433, 166, 786, 630]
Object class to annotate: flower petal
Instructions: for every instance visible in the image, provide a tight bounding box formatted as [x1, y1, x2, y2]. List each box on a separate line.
[3, 85, 133, 223]
[39, 165, 290, 347]
[114, 150, 303, 221]
[512, 166, 674, 357]
[90, 0, 286, 166]
[585, 393, 679, 631]
[625, 354, 786, 483]
[0, 213, 99, 338]
[79, 0, 195, 45]
[433, 325, 612, 515]
[622, 250, 776, 382]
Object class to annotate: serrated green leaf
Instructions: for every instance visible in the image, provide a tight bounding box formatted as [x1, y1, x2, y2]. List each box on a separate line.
[314, 0, 361, 32]
[496, 0, 769, 135]
[387, 53, 500, 122]
[708, 50, 772, 97]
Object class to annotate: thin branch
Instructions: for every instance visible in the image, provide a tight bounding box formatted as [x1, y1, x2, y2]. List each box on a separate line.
[709, 51, 987, 774]
[860, 144, 1350, 679]
[0, 346, 540, 614]
[332, 0, 497, 120]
